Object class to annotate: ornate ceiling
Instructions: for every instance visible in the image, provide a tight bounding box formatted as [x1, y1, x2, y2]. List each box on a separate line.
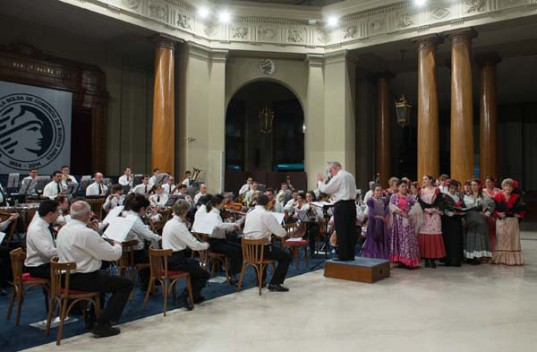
[217, 0, 344, 6]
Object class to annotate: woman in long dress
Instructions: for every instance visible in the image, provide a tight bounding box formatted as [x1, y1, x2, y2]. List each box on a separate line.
[362, 184, 389, 259]
[418, 175, 445, 268]
[491, 179, 525, 266]
[482, 176, 501, 253]
[463, 179, 493, 264]
[389, 180, 420, 269]
[441, 180, 464, 267]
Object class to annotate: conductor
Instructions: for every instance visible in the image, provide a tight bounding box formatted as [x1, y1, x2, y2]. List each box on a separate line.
[317, 161, 357, 261]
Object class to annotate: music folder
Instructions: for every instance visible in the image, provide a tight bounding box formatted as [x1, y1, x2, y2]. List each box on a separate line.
[103, 215, 136, 243]
[102, 205, 125, 225]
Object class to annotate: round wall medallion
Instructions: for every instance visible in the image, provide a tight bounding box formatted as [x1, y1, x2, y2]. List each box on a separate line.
[257, 59, 275, 75]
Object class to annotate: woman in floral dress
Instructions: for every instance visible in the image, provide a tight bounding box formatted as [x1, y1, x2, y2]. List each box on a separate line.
[418, 175, 445, 268]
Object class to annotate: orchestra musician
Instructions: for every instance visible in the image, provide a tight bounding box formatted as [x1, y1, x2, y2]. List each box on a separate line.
[61, 165, 78, 187]
[194, 184, 208, 205]
[118, 167, 133, 187]
[264, 188, 283, 213]
[244, 182, 260, 208]
[103, 184, 125, 212]
[43, 170, 66, 200]
[162, 176, 178, 195]
[149, 184, 168, 207]
[276, 182, 292, 206]
[181, 170, 193, 187]
[86, 172, 108, 197]
[131, 175, 151, 196]
[238, 177, 253, 198]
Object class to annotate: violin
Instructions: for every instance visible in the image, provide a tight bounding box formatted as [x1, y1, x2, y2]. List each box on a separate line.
[267, 198, 275, 211]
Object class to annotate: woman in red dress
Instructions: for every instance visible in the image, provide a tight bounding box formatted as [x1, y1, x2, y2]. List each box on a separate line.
[418, 175, 446, 268]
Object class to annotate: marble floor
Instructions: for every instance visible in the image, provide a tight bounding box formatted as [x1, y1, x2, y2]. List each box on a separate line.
[24, 231, 537, 352]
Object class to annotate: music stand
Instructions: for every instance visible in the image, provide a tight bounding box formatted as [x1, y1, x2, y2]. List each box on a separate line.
[310, 201, 335, 260]
[34, 177, 50, 195]
[76, 179, 92, 197]
[7, 173, 20, 188]
[19, 178, 36, 196]
[164, 194, 184, 207]
[297, 210, 310, 222]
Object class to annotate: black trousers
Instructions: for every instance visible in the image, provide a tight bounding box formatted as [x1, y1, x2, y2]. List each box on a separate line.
[28, 263, 51, 279]
[132, 249, 150, 288]
[334, 200, 357, 260]
[167, 251, 209, 300]
[263, 245, 292, 285]
[69, 271, 133, 326]
[208, 238, 242, 276]
[0, 246, 10, 288]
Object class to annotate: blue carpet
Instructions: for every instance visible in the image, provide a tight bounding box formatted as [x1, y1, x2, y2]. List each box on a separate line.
[0, 254, 325, 352]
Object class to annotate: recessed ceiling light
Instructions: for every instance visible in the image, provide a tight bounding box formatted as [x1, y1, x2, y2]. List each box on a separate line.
[415, 0, 427, 6]
[219, 10, 231, 24]
[327, 16, 339, 27]
[198, 7, 210, 19]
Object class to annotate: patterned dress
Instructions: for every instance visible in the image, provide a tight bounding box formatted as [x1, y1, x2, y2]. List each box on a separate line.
[389, 194, 420, 268]
[491, 192, 525, 265]
[482, 187, 501, 252]
[418, 187, 446, 259]
[362, 197, 390, 259]
[463, 195, 493, 259]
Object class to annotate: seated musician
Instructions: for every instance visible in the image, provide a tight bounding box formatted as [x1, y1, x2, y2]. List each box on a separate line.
[181, 170, 193, 187]
[283, 190, 300, 215]
[118, 167, 133, 187]
[193, 183, 208, 205]
[162, 200, 210, 307]
[25, 199, 60, 279]
[130, 175, 151, 196]
[276, 182, 292, 206]
[103, 184, 125, 212]
[148, 168, 161, 187]
[61, 165, 78, 187]
[178, 184, 194, 206]
[43, 170, 65, 200]
[122, 194, 162, 290]
[0, 213, 20, 295]
[86, 172, 108, 196]
[243, 195, 292, 292]
[162, 176, 177, 195]
[149, 184, 168, 207]
[55, 195, 70, 226]
[238, 177, 253, 198]
[264, 188, 284, 213]
[56, 201, 133, 338]
[244, 182, 260, 208]
[192, 194, 242, 285]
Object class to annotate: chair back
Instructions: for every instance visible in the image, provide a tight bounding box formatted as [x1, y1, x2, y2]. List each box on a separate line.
[241, 238, 268, 264]
[86, 198, 105, 220]
[49, 257, 77, 298]
[148, 247, 173, 278]
[1, 212, 19, 246]
[118, 239, 139, 269]
[9, 247, 25, 285]
[285, 222, 307, 239]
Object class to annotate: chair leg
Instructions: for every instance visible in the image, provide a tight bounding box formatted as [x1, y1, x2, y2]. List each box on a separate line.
[257, 265, 263, 296]
[224, 257, 230, 283]
[210, 257, 216, 278]
[142, 277, 154, 310]
[305, 246, 309, 268]
[56, 299, 68, 345]
[45, 296, 56, 336]
[236, 264, 247, 293]
[15, 290, 24, 326]
[163, 280, 168, 317]
[185, 276, 194, 310]
[6, 286, 16, 320]
[94, 295, 101, 319]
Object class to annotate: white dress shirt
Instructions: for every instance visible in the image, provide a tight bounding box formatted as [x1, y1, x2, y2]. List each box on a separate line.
[103, 194, 125, 211]
[162, 215, 209, 252]
[61, 175, 78, 188]
[149, 193, 168, 207]
[162, 183, 176, 195]
[193, 192, 206, 205]
[243, 205, 286, 244]
[269, 200, 284, 213]
[43, 181, 63, 199]
[118, 175, 133, 187]
[123, 211, 161, 251]
[317, 169, 357, 203]
[239, 183, 251, 197]
[181, 177, 192, 187]
[56, 219, 122, 273]
[131, 184, 150, 196]
[25, 216, 57, 268]
[192, 207, 236, 239]
[86, 182, 108, 196]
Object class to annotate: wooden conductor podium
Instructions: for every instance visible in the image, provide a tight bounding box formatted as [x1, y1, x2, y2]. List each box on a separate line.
[324, 257, 390, 283]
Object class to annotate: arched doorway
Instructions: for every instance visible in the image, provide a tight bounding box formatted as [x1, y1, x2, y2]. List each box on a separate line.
[225, 80, 305, 191]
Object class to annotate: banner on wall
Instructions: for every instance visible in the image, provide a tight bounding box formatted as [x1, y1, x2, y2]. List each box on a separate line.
[0, 81, 72, 174]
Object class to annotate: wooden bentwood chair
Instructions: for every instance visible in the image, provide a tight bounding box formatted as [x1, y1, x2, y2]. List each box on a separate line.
[236, 238, 275, 296]
[143, 247, 194, 316]
[46, 257, 101, 345]
[6, 248, 49, 326]
[283, 222, 309, 271]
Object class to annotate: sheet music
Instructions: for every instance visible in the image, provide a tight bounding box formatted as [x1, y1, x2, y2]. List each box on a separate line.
[310, 201, 334, 208]
[268, 212, 285, 224]
[103, 216, 136, 242]
[0, 232, 5, 244]
[192, 214, 219, 235]
[102, 206, 125, 225]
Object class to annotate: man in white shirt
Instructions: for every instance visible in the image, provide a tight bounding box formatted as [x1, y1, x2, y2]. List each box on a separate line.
[162, 200, 210, 307]
[43, 170, 65, 200]
[103, 184, 125, 212]
[25, 199, 59, 278]
[177, 184, 194, 206]
[238, 177, 253, 198]
[244, 182, 260, 208]
[243, 195, 291, 292]
[193, 183, 207, 205]
[22, 168, 39, 183]
[56, 201, 133, 338]
[86, 172, 108, 196]
[317, 161, 357, 261]
[180, 170, 193, 187]
[264, 188, 283, 213]
[162, 176, 176, 195]
[130, 175, 151, 196]
[118, 168, 133, 187]
[20, 168, 39, 194]
[148, 168, 161, 187]
[61, 165, 78, 187]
